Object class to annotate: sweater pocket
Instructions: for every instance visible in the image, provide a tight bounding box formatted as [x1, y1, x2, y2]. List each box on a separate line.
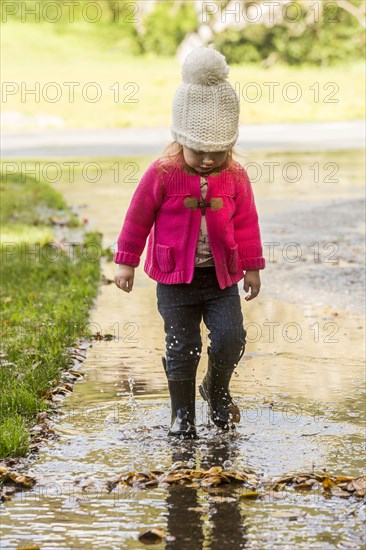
[227, 244, 240, 274]
[156, 244, 175, 273]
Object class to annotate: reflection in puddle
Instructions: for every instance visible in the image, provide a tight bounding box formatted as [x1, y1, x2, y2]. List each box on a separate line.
[1, 151, 364, 549]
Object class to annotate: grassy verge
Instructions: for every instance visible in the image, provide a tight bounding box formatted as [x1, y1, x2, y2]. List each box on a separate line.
[1, 21, 365, 128]
[0, 171, 102, 458]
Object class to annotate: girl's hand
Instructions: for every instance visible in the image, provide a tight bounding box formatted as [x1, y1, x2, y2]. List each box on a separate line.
[114, 264, 135, 293]
[243, 270, 261, 301]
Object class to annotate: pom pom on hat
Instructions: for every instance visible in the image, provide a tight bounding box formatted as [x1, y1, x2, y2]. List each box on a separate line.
[171, 46, 239, 152]
[182, 45, 229, 86]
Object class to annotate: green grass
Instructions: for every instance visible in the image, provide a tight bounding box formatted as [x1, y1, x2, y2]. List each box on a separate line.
[0, 415, 29, 458]
[0, 170, 102, 458]
[1, 21, 365, 128]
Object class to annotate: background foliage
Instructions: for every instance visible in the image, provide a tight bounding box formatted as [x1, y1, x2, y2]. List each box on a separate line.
[3, 0, 365, 66]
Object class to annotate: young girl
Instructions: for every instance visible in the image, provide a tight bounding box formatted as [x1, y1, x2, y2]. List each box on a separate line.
[114, 46, 265, 439]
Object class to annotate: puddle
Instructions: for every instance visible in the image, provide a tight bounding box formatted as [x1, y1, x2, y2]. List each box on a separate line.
[0, 151, 365, 549]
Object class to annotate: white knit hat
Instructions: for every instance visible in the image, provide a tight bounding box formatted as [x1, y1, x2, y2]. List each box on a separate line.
[171, 46, 240, 152]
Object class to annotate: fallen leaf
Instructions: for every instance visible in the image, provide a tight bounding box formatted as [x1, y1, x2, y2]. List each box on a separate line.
[331, 487, 350, 498]
[351, 478, 366, 497]
[222, 471, 248, 482]
[138, 528, 166, 545]
[334, 476, 355, 483]
[8, 473, 36, 488]
[322, 478, 335, 491]
[295, 483, 313, 492]
[144, 479, 159, 488]
[208, 466, 223, 475]
[189, 470, 206, 479]
[201, 476, 222, 487]
[240, 491, 260, 500]
[107, 468, 364, 500]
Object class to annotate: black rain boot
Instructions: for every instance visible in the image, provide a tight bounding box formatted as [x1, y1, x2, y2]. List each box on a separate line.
[162, 357, 197, 439]
[199, 347, 240, 430]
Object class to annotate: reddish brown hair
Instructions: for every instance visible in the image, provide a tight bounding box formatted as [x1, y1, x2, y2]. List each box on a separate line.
[157, 141, 236, 175]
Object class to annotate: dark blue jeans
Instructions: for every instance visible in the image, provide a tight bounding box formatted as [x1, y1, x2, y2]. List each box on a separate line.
[156, 266, 246, 380]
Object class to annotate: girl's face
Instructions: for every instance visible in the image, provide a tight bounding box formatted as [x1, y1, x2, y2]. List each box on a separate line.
[182, 146, 228, 174]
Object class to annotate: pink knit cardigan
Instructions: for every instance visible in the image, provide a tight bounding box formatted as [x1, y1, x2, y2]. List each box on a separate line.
[114, 159, 265, 289]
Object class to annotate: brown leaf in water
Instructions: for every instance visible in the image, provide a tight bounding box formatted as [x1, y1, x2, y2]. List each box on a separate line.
[304, 479, 320, 487]
[311, 473, 332, 482]
[52, 386, 71, 396]
[201, 476, 223, 487]
[8, 473, 36, 488]
[272, 472, 328, 485]
[332, 487, 351, 498]
[334, 476, 356, 484]
[296, 476, 311, 483]
[351, 477, 366, 497]
[247, 475, 260, 485]
[240, 491, 260, 500]
[144, 479, 159, 488]
[0, 467, 9, 477]
[272, 475, 294, 486]
[138, 528, 166, 545]
[106, 479, 119, 492]
[120, 471, 138, 485]
[4, 485, 16, 495]
[208, 466, 223, 475]
[162, 473, 187, 484]
[68, 370, 84, 377]
[295, 482, 313, 492]
[17, 545, 41, 550]
[189, 470, 206, 479]
[217, 474, 232, 484]
[135, 473, 154, 484]
[221, 471, 247, 483]
[322, 478, 335, 491]
[111, 468, 364, 500]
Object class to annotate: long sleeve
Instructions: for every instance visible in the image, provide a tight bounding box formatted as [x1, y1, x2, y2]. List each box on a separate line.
[114, 160, 164, 266]
[233, 167, 266, 271]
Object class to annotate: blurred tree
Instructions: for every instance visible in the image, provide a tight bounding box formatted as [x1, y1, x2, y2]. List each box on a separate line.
[207, 0, 365, 65]
[334, 0, 365, 27]
[2, 0, 364, 65]
[137, 0, 198, 56]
